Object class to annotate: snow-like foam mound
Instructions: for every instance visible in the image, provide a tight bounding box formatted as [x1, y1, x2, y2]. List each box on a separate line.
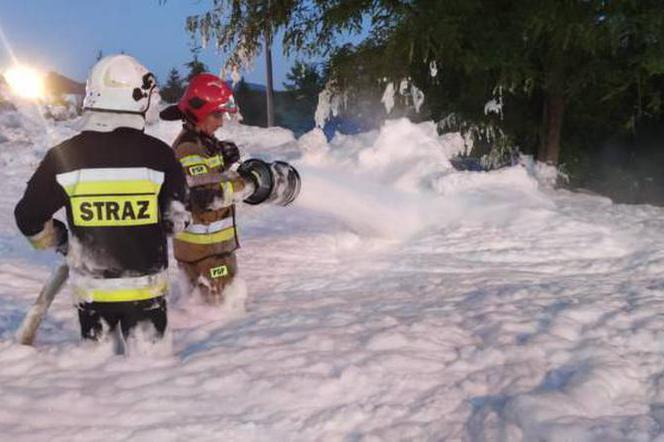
[221, 116, 630, 264]
[269, 118, 552, 239]
[299, 119, 458, 191]
[4, 101, 664, 441]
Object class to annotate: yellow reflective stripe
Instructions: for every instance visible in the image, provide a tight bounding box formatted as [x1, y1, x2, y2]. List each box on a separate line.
[77, 281, 168, 302]
[220, 180, 234, 198]
[27, 221, 57, 249]
[180, 155, 207, 167]
[62, 180, 161, 197]
[175, 227, 236, 244]
[207, 155, 223, 168]
[180, 155, 224, 169]
[56, 168, 164, 189]
[29, 237, 52, 250]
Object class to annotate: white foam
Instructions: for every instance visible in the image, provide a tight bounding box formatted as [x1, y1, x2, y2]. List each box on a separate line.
[2, 103, 664, 441]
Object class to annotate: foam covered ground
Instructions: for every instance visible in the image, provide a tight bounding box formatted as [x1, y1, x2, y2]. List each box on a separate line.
[2, 102, 664, 441]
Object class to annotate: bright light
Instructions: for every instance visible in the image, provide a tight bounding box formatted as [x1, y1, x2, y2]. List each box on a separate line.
[3, 65, 45, 99]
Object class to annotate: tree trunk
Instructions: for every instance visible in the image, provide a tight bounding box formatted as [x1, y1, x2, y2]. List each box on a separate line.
[264, 0, 275, 127]
[265, 39, 275, 127]
[538, 92, 565, 165]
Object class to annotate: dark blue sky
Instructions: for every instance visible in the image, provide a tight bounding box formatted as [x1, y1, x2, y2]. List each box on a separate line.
[0, 0, 301, 89]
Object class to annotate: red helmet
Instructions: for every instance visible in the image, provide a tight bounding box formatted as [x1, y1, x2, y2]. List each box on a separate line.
[177, 73, 238, 123]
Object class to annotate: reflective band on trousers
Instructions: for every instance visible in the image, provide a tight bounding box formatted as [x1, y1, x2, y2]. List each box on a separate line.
[184, 218, 234, 234]
[56, 168, 164, 228]
[175, 227, 236, 245]
[71, 270, 168, 303]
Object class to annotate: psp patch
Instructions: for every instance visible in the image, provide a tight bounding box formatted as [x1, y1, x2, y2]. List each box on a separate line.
[189, 165, 208, 176]
[209, 265, 229, 279]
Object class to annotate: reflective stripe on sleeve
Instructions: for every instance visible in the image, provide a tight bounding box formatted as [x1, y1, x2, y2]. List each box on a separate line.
[180, 155, 207, 167]
[207, 155, 223, 168]
[220, 180, 234, 200]
[180, 154, 224, 169]
[27, 220, 57, 250]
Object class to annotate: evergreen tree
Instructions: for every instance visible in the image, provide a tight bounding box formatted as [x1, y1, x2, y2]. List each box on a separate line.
[233, 77, 267, 127]
[187, 0, 664, 167]
[185, 47, 209, 82]
[283, 61, 323, 99]
[160, 68, 185, 103]
[186, 1, 294, 73]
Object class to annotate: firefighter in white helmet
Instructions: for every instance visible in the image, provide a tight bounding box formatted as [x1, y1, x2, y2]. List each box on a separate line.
[15, 54, 186, 347]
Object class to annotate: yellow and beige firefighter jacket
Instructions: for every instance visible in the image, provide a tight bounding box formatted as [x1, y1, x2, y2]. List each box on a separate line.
[171, 127, 247, 263]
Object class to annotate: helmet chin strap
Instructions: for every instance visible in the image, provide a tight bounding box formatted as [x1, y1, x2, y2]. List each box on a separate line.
[141, 82, 157, 118]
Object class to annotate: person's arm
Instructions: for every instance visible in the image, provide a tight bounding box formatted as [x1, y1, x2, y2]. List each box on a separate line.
[159, 146, 187, 210]
[159, 146, 189, 234]
[217, 140, 240, 172]
[173, 140, 226, 211]
[14, 150, 68, 250]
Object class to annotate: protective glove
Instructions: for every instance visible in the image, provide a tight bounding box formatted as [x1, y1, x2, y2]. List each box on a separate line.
[218, 141, 241, 167]
[52, 219, 69, 256]
[165, 201, 191, 234]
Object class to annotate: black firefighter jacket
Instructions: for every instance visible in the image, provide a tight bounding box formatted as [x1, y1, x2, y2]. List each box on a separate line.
[14, 127, 186, 279]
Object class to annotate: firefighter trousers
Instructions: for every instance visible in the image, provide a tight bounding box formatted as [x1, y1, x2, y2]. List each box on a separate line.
[78, 296, 167, 342]
[178, 253, 237, 305]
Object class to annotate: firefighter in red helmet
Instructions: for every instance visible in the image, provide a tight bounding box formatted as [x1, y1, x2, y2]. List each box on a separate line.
[161, 73, 300, 305]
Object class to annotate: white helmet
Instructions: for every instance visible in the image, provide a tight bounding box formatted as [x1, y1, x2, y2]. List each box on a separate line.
[83, 54, 158, 116]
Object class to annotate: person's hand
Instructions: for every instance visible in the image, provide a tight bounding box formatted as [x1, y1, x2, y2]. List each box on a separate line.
[218, 141, 240, 166]
[190, 186, 216, 211]
[52, 219, 68, 256]
[165, 201, 191, 234]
